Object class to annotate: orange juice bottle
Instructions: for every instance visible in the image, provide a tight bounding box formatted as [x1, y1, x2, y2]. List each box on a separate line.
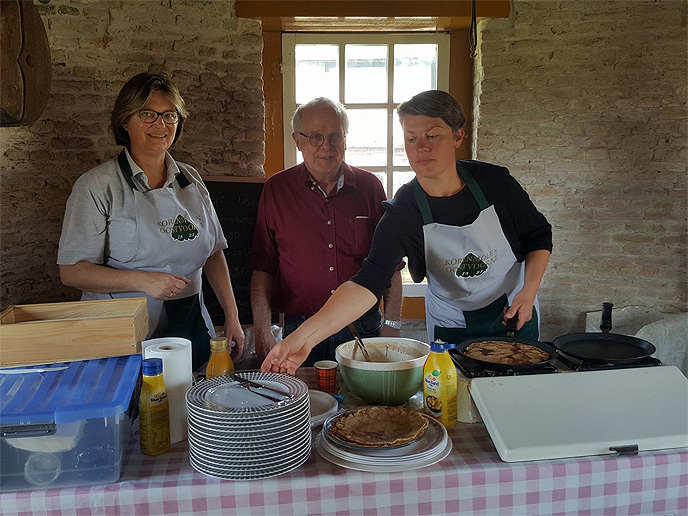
[423, 341, 457, 428]
[206, 337, 234, 379]
[139, 358, 171, 456]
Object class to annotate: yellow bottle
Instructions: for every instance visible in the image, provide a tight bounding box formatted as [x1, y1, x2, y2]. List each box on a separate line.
[423, 341, 458, 428]
[139, 358, 171, 456]
[206, 337, 234, 379]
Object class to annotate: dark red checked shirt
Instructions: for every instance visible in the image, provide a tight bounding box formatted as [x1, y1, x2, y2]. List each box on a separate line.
[250, 162, 387, 316]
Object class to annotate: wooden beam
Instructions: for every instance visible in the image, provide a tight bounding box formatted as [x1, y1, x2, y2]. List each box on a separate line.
[237, 1, 510, 19]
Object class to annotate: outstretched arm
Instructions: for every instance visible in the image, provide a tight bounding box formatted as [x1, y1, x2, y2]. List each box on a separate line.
[261, 281, 378, 375]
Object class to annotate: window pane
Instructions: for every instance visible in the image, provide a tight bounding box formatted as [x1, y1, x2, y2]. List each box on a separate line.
[393, 44, 438, 103]
[392, 108, 409, 167]
[393, 171, 416, 198]
[372, 172, 388, 197]
[346, 109, 387, 167]
[345, 45, 387, 103]
[295, 45, 339, 103]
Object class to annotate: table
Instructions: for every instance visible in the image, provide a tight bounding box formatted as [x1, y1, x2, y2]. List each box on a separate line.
[1, 369, 686, 516]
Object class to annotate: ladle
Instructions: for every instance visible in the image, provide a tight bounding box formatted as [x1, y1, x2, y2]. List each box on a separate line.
[347, 323, 371, 361]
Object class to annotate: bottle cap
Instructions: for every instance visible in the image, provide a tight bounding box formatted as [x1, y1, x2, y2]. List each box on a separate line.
[430, 340, 456, 352]
[210, 337, 229, 353]
[142, 357, 163, 376]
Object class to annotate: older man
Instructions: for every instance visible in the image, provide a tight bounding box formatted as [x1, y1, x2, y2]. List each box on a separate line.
[250, 97, 402, 366]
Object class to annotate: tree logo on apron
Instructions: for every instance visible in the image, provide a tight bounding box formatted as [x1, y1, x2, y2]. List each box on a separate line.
[171, 214, 199, 242]
[455, 253, 488, 278]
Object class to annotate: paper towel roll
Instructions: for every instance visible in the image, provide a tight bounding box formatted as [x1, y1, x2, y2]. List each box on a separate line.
[143, 337, 193, 443]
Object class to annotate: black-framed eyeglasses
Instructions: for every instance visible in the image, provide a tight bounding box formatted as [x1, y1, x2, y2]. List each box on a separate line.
[137, 109, 180, 124]
[297, 131, 346, 147]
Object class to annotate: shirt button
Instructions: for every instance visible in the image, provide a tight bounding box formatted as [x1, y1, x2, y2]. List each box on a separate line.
[328, 243, 333, 249]
[327, 220, 332, 225]
[329, 266, 334, 272]
[331, 290, 335, 294]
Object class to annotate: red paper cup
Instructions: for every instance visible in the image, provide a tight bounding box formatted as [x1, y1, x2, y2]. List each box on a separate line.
[314, 360, 338, 394]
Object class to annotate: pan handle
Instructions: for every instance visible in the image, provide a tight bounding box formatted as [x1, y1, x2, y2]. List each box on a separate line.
[505, 314, 518, 337]
[600, 302, 614, 333]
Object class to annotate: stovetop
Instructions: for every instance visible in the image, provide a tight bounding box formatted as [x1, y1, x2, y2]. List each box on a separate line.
[449, 350, 662, 378]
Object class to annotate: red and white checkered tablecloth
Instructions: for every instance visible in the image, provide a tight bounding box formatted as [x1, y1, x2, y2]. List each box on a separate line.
[2, 369, 686, 516]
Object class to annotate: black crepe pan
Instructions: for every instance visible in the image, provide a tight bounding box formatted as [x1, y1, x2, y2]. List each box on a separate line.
[552, 302, 656, 364]
[450, 317, 557, 371]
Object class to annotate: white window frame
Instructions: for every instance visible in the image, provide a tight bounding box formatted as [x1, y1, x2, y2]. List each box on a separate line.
[282, 33, 449, 297]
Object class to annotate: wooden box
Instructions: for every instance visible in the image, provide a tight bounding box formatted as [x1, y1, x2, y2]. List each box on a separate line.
[0, 298, 149, 367]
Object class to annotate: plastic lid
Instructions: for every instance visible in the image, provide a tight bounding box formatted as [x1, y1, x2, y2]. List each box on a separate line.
[210, 337, 229, 353]
[142, 357, 163, 376]
[430, 340, 456, 352]
[0, 354, 142, 425]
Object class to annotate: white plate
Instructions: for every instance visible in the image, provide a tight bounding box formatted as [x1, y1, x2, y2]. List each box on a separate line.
[315, 433, 452, 473]
[320, 417, 447, 464]
[309, 390, 339, 428]
[186, 373, 308, 415]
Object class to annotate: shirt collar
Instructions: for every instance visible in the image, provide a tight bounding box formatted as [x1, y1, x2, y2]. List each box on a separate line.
[124, 148, 179, 190]
[300, 162, 356, 197]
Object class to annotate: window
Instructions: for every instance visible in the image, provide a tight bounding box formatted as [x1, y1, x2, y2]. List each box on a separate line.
[282, 33, 450, 199]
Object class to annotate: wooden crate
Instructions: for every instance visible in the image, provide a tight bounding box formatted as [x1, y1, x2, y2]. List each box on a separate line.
[0, 298, 149, 367]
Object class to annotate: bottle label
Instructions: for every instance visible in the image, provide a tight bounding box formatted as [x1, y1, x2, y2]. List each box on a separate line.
[140, 384, 171, 456]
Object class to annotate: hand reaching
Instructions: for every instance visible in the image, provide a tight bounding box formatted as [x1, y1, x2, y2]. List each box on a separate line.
[260, 335, 312, 376]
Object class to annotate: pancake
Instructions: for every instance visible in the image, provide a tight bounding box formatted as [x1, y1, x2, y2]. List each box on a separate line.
[329, 406, 428, 448]
[464, 340, 550, 365]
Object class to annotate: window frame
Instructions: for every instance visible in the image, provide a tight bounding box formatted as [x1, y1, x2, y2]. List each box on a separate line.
[281, 32, 450, 198]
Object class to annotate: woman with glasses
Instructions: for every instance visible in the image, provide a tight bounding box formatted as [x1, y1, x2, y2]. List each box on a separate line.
[58, 73, 244, 370]
[262, 90, 552, 375]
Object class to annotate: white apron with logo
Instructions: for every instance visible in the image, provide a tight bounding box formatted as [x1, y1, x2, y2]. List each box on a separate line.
[81, 150, 216, 339]
[412, 164, 539, 343]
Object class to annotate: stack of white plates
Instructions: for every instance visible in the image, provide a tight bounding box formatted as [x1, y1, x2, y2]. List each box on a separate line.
[315, 409, 452, 472]
[185, 372, 310, 480]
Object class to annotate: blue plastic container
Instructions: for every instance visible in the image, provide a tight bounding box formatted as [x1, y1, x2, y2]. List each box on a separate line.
[0, 354, 141, 491]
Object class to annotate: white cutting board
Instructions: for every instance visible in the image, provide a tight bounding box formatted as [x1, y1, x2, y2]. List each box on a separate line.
[469, 366, 688, 462]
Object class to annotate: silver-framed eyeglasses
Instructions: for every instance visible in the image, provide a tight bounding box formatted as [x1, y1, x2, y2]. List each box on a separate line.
[297, 131, 346, 147]
[138, 109, 180, 124]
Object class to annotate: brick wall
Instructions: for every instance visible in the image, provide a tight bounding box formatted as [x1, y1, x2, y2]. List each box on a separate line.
[475, 0, 687, 338]
[0, 0, 264, 307]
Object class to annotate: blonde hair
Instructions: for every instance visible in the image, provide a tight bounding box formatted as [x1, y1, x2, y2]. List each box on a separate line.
[111, 73, 189, 146]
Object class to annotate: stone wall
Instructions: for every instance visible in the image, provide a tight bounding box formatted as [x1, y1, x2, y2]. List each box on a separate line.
[475, 0, 687, 338]
[0, 0, 264, 307]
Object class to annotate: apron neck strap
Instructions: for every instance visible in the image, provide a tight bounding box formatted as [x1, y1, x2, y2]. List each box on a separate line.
[457, 162, 490, 210]
[117, 149, 138, 191]
[117, 149, 191, 191]
[411, 162, 491, 226]
[412, 178, 434, 225]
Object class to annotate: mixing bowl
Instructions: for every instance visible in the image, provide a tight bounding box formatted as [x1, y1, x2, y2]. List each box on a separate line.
[335, 338, 430, 405]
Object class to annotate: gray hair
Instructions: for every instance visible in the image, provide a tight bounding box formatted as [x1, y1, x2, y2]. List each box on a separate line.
[291, 97, 349, 134]
[397, 90, 466, 134]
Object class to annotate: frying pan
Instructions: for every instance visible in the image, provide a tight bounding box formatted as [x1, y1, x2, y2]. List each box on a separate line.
[450, 317, 557, 371]
[553, 302, 656, 364]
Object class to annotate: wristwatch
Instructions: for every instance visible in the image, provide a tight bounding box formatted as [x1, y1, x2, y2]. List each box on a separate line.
[383, 319, 402, 330]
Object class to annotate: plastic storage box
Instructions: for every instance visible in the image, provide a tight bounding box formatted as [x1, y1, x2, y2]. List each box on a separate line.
[0, 354, 141, 491]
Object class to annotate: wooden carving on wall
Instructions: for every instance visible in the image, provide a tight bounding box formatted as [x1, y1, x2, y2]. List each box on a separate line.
[1, 0, 51, 126]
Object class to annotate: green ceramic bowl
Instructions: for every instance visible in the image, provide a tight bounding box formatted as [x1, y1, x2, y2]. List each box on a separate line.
[335, 338, 430, 406]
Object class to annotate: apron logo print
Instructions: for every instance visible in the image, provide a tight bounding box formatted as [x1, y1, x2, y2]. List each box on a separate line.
[171, 214, 199, 242]
[455, 253, 488, 278]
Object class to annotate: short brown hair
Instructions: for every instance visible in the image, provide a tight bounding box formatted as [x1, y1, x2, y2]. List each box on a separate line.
[397, 90, 466, 134]
[111, 73, 189, 146]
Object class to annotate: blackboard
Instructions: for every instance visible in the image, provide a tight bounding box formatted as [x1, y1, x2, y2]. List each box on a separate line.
[201, 176, 265, 326]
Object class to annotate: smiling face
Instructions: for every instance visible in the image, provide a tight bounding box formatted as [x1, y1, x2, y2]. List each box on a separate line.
[122, 91, 178, 159]
[293, 103, 347, 181]
[401, 114, 465, 181]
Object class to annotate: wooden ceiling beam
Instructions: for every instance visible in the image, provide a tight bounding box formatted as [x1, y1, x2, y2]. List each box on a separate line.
[236, 1, 510, 19]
